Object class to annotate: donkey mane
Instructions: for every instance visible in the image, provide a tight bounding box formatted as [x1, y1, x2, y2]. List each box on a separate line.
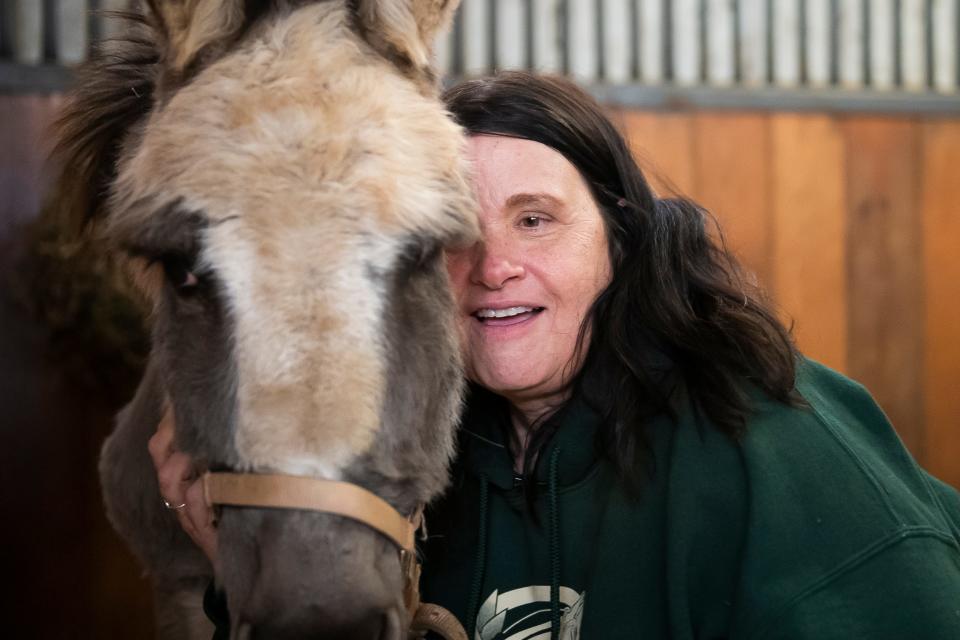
[53, 12, 160, 233]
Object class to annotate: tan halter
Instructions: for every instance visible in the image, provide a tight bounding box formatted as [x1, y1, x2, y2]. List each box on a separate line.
[203, 472, 467, 640]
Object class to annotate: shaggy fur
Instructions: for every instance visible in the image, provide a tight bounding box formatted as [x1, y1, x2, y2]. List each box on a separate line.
[55, 1, 474, 637]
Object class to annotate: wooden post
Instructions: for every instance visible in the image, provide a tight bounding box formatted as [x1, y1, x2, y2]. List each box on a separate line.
[739, 0, 768, 86]
[9, 1, 44, 65]
[532, 0, 561, 73]
[461, 0, 490, 75]
[705, 0, 735, 87]
[495, 0, 526, 71]
[638, 0, 665, 84]
[932, 0, 958, 93]
[672, 0, 700, 85]
[805, 0, 831, 87]
[901, 0, 927, 90]
[869, 0, 896, 90]
[838, 0, 865, 88]
[772, 0, 800, 87]
[602, 0, 632, 84]
[568, 0, 598, 82]
[54, 0, 89, 65]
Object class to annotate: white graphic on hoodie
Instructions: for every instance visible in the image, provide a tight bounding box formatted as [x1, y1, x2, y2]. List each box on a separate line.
[475, 585, 586, 640]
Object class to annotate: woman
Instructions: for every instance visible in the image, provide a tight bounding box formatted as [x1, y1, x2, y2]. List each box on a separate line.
[154, 72, 960, 638]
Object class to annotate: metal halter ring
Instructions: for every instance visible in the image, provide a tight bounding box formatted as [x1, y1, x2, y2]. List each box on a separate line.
[163, 498, 187, 510]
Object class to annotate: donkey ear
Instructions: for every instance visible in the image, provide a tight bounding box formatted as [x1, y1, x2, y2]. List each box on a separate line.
[355, 0, 461, 71]
[145, 0, 246, 71]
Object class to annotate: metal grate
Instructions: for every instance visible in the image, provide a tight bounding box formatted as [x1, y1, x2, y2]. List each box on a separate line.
[2, 0, 959, 111]
[436, 0, 960, 109]
[0, 0, 132, 66]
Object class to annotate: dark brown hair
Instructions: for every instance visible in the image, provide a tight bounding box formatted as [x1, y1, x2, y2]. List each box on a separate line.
[443, 72, 800, 493]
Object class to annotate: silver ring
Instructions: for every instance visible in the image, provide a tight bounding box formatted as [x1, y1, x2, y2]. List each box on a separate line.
[163, 499, 187, 510]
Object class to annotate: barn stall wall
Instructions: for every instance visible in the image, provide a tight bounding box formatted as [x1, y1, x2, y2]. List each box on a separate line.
[616, 109, 960, 488]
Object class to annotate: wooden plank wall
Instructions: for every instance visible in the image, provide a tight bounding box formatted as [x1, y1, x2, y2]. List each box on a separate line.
[617, 109, 960, 487]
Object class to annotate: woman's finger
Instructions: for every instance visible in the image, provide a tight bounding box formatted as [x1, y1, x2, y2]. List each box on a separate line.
[148, 405, 176, 469]
[181, 477, 218, 564]
[147, 404, 216, 563]
[158, 450, 195, 508]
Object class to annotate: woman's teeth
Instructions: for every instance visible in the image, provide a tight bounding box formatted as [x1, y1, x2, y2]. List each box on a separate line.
[475, 306, 537, 319]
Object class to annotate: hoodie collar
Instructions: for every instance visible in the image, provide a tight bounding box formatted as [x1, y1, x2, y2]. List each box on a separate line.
[458, 387, 603, 491]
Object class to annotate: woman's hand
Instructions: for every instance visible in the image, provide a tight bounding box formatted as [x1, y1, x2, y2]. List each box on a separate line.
[148, 406, 219, 564]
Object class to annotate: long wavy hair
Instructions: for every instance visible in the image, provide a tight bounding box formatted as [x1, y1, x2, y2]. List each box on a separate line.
[443, 72, 800, 494]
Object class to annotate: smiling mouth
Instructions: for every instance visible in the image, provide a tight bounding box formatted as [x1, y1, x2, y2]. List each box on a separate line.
[473, 306, 545, 324]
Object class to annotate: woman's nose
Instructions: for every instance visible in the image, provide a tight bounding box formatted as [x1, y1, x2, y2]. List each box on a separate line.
[470, 239, 524, 290]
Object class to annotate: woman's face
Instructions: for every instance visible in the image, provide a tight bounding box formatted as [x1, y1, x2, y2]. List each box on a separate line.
[446, 135, 613, 410]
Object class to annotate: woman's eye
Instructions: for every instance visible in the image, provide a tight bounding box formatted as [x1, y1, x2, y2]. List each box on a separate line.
[520, 215, 542, 229]
[159, 256, 200, 292]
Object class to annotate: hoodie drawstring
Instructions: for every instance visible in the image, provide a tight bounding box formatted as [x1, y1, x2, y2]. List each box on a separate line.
[466, 451, 562, 640]
[548, 447, 561, 640]
[466, 474, 489, 639]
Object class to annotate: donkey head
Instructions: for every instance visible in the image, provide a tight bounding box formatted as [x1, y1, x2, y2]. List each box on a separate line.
[58, 0, 475, 636]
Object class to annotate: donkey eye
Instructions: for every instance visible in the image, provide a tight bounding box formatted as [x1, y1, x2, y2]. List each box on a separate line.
[400, 239, 440, 271]
[158, 255, 200, 292]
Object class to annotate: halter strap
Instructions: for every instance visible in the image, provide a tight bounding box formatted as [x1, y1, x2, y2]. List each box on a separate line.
[202, 472, 416, 552]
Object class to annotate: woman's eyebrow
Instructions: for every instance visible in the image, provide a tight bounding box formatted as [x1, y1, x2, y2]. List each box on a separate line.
[504, 192, 564, 209]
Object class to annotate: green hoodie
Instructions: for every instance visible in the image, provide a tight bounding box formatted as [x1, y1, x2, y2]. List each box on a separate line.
[418, 359, 960, 639]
